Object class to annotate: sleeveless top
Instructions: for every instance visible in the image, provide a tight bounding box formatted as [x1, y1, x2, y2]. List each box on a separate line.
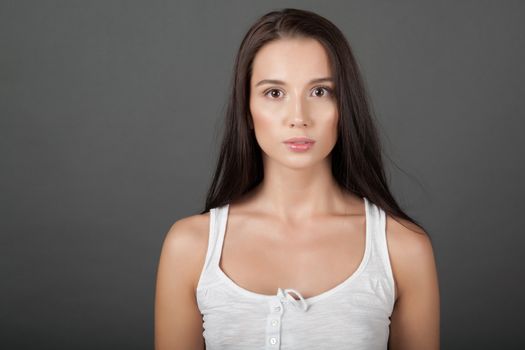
[195, 197, 396, 350]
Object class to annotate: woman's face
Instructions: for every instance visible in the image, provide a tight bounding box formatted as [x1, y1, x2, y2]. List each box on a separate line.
[249, 37, 338, 169]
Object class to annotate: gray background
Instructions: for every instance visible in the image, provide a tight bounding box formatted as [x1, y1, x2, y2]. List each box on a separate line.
[2, 1, 524, 349]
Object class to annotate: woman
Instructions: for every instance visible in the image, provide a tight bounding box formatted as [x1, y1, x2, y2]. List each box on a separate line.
[155, 8, 440, 350]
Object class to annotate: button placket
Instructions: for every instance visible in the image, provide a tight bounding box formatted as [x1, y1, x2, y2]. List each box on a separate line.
[265, 297, 284, 349]
[265, 288, 309, 348]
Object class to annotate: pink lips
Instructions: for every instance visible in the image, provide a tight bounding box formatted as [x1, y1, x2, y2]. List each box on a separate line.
[283, 137, 315, 152]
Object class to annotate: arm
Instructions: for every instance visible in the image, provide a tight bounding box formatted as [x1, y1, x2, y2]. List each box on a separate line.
[386, 215, 441, 350]
[154, 218, 207, 350]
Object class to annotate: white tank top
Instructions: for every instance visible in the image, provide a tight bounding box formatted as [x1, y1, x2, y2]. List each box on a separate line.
[196, 197, 396, 349]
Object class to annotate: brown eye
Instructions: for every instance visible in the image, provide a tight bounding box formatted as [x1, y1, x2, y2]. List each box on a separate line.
[265, 89, 283, 99]
[312, 86, 332, 97]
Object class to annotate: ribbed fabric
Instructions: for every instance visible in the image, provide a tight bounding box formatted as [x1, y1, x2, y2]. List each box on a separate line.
[196, 197, 396, 350]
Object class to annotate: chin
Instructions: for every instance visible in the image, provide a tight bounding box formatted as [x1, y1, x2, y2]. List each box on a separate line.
[277, 155, 323, 169]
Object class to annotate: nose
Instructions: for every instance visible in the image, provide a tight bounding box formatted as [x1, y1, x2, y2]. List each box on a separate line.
[290, 120, 308, 128]
[288, 95, 310, 128]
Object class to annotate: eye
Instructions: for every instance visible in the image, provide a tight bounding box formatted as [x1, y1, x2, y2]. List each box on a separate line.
[263, 88, 284, 99]
[311, 86, 333, 97]
[263, 86, 333, 99]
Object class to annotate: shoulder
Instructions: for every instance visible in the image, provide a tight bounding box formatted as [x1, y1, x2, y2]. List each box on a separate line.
[385, 214, 438, 301]
[163, 211, 210, 247]
[384, 214, 441, 348]
[155, 212, 210, 349]
[159, 211, 211, 292]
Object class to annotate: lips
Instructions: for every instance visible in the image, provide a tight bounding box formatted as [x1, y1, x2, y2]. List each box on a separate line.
[283, 137, 315, 144]
[283, 137, 316, 152]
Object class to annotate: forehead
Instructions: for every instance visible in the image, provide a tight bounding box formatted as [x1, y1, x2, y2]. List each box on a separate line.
[251, 37, 332, 84]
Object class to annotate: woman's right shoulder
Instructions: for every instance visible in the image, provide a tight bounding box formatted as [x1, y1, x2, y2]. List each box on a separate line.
[159, 211, 212, 290]
[165, 211, 211, 244]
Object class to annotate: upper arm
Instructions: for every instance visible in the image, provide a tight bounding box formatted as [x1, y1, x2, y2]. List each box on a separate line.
[154, 216, 208, 350]
[386, 215, 441, 350]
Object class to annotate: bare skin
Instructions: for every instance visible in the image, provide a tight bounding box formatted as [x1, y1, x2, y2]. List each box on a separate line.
[154, 37, 440, 350]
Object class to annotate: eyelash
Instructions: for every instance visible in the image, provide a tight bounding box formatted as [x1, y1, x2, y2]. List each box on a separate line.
[263, 86, 333, 99]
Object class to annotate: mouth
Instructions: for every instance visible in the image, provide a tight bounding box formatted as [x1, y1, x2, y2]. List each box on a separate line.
[283, 139, 315, 152]
[283, 136, 316, 144]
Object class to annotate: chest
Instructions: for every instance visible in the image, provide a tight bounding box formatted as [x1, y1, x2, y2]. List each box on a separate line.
[219, 215, 366, 299]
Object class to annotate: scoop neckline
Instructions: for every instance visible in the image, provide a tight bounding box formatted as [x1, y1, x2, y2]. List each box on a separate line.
[213, 197, 372, 304]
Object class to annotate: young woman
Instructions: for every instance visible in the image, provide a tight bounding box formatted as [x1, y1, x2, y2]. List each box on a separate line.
[155, 8, 440, 350]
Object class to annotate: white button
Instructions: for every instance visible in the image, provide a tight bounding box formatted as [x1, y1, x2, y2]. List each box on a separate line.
[271, 319, 279, 326]
[269, 337, 278, 345]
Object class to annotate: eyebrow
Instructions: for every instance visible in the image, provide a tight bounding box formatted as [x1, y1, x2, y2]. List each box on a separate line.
[254, 77, 334, 87]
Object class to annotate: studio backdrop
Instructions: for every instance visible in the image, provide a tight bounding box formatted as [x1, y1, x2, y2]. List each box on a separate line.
[1, 1, 524, 349]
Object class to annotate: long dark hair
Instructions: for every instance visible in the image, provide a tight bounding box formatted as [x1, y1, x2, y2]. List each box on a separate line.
[200, 8, 427, 237]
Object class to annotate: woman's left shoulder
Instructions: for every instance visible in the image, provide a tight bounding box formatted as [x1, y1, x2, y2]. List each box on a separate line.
[385, 214, 431, 255]
[384, 213, 441, 348]
[384, 214, 439, 301]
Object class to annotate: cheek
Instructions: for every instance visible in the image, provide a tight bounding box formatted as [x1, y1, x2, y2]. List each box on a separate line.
[250, 100, 282, 146]
[317, 105, 339, 143]
[250, 97, 283, 122]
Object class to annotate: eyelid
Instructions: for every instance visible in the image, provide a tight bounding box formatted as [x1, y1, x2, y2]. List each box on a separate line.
[263, 85, 333, 98]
